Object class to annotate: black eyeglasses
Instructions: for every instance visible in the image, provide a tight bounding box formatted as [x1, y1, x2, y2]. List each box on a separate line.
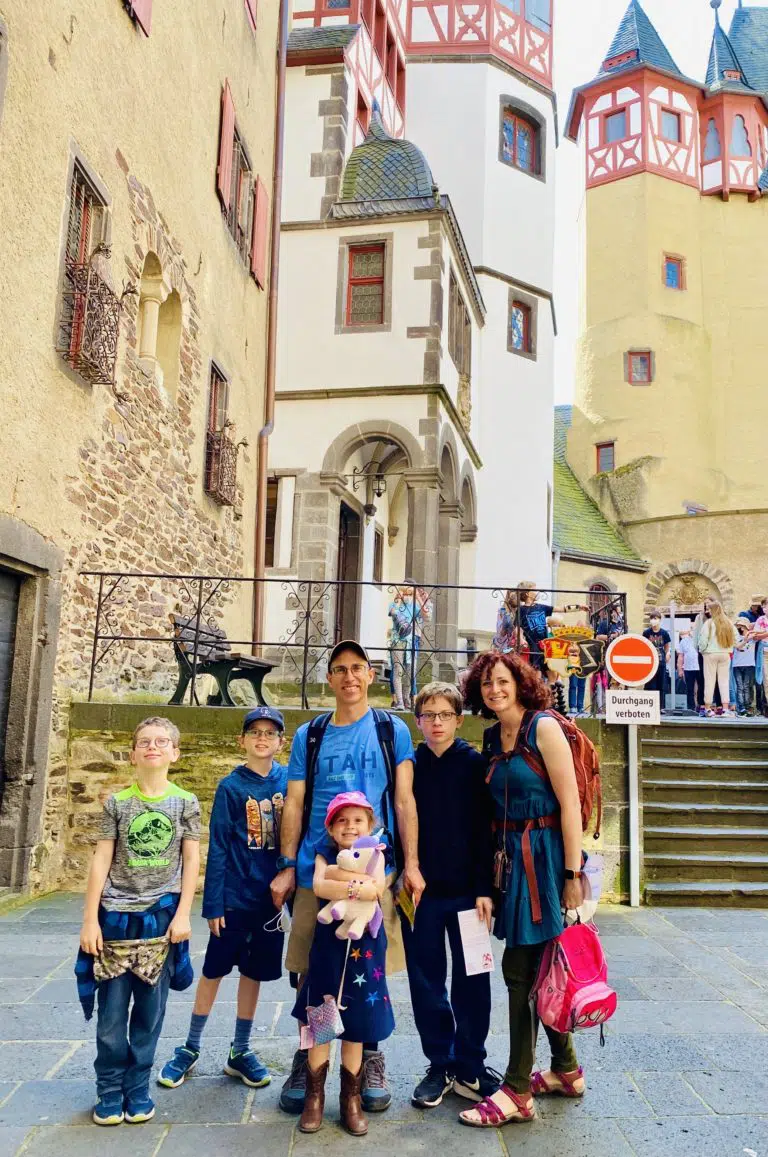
[329, 663, 370, 677]
[418, 711, 457, 723]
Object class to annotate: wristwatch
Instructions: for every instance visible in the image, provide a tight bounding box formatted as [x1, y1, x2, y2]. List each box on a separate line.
[564, 869, 583, 880]
[276, 856, 296, 871]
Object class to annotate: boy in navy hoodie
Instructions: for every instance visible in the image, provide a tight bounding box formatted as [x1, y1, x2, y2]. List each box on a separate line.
[158, 707, 288, 1090]
[404, 682, 496, 1110]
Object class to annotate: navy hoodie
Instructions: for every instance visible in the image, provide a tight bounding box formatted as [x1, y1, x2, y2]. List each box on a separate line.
[202, 762, 288, 918]
[413, 738, 494, 898]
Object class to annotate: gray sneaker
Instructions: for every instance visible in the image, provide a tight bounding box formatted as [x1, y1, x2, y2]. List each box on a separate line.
[361, 1049, 391, 1112]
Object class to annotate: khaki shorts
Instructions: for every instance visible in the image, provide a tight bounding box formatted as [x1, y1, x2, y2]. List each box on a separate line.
[285, 875, 405, 977]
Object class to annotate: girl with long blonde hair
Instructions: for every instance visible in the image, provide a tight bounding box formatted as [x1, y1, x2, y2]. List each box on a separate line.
[696, 600, 737, 717]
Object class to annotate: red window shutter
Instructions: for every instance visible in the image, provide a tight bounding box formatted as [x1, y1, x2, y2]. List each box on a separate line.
[245, 0, 258, 31]
[217, 82, 236, 210]
[251, 176, 269, 287]
[130, 0, 152, 35]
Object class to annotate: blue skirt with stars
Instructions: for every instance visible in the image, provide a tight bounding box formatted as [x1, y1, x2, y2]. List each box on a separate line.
[292, 917, 395, 1044]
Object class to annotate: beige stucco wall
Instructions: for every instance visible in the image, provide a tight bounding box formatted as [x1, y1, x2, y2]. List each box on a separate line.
[555, 559, 648, 635]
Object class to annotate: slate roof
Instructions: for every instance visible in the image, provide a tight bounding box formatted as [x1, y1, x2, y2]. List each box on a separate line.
[729, 6, 768, 93]
[706, 10, 752, 91]
[340, 109, 435, 201]
[553, 407, 645, 569]
[286, 25, 360, 54]
[597, 0, 682, 79]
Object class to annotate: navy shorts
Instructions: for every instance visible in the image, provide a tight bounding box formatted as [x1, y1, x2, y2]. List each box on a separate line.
[202, 905, 283, 982]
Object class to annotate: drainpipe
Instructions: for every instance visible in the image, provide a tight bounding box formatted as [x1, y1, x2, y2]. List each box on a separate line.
[252, 0, 289, 654]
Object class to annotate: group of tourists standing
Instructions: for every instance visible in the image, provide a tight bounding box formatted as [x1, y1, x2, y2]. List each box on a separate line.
[79, 638, 588, 1136]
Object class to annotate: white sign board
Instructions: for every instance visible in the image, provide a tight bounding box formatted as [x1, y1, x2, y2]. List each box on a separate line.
[606, 689, 660, 725]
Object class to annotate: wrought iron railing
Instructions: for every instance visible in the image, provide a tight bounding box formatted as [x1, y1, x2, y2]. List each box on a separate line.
[78, 572, 628, 709]
[57, 261, 123, 385]
[204, 429, 239, 506]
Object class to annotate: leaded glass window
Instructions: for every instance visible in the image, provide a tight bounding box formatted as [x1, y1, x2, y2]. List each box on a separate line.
[502, 109, 538, 174]
[346, 244, 385, 326]
[509, 301, 531, 352]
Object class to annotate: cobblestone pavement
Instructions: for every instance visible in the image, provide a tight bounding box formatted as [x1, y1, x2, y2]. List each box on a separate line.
[0, 896, 767, 1157]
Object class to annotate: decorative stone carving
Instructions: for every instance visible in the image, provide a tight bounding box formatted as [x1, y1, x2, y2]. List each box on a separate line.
[457, 373, 472, 431]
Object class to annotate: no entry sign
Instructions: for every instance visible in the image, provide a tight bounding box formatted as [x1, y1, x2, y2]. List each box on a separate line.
[605, 633, 659, 687]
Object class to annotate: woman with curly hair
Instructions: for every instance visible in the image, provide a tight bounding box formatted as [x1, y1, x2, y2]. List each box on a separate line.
[457, 651, 585, 1130]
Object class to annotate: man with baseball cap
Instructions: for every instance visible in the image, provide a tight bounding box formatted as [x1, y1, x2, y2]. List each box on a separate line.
[271, 639, 424, 1115]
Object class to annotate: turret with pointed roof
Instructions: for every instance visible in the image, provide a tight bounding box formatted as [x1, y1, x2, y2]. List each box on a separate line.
[706, 0, 752, 91]
[597, 0, 681, 80]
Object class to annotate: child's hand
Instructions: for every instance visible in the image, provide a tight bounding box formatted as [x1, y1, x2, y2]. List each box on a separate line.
[475, 897, 493, 930]
[168, 913, 192, 944]
[80, 919, 103, 955]
[356, 879, 378, 902]
[208, 916, 225, 937]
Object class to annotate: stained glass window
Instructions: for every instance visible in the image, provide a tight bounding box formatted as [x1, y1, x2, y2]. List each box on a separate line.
[347, 244, 385, 326]
[704, 118, 721, 161]
[605, 109, 627, 144]
[502, 109, 538, 174]
[509, 301, 531, 353]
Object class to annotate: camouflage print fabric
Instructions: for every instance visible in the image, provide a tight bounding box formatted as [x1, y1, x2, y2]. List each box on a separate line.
[94, 935, 171, 986]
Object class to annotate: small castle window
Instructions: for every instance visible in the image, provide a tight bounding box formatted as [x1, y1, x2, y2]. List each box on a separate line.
[604, 109, 628, 144]
[596, 442, 615, 473]
[731, 114, 752, 159]
[346, 243, 385, 326]
[373, 526, 384, 585]
[661, 109, 681, 143]
[502, 109, 539, 174]
[704, 118, 721, 161]
[509, 300, 532, 354]
[448, 271, 471, 377]
[626, 350, 653, 385]
[663, 255, 685, 291]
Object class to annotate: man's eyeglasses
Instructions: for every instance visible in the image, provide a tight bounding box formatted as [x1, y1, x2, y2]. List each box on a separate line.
[135, 737, 173, 750]
[418, 711, 457, 723]
[245, 728, 281, 740]
[329, 663, 369, 677]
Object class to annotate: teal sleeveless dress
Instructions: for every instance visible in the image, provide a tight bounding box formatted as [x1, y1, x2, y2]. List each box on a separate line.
[487, 713, 565, 947]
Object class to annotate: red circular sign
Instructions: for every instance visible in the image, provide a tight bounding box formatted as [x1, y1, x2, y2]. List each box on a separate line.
[605, 634, 659, 687]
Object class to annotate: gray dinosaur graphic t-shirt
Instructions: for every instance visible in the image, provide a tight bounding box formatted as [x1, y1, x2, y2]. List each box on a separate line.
[99, 782, 201, 912]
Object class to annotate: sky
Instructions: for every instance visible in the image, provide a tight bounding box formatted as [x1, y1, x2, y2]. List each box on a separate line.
[552, 0, 744, 402]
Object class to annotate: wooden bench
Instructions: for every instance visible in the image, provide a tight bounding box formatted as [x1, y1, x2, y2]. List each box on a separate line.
[169, 614, 276, 707]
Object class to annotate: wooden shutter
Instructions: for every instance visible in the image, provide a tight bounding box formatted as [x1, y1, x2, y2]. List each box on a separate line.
[217, 82, 236, 210]
[250, 176, 269, 287]
[245, 0, 258, 30]
[130, 0, 152, 35]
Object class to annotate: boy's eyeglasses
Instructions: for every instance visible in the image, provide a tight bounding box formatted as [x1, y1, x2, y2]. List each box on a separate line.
[245, 728, 281, 740]
[135, 737, 173, 749]
[418, 711, 457, 723]
[329, 663, 369, 676]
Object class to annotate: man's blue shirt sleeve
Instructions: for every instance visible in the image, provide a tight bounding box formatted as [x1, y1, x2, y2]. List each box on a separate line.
[287, 723, 308, 782]
[391, 715, 415, 765]
[202, 781, 231, 919]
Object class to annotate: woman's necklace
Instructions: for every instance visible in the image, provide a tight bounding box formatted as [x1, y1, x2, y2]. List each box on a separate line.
[500, 718, 523, 755]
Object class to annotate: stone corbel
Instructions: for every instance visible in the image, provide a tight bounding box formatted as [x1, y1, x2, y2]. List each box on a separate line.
[318, 470, 350, 499]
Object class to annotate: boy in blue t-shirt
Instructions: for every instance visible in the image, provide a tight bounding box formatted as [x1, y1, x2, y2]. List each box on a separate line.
[158, 707, 288, 1091]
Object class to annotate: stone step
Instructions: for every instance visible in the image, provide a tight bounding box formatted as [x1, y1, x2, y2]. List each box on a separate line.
[645, 851, 768, 882]
[644, 825, 768, 856]
[643, 778, 768, 806]
[643, 801, 768, 828]
[645, 880, 768, 908]
[642, 736, 768, 753]
[641, 756, 768, 783]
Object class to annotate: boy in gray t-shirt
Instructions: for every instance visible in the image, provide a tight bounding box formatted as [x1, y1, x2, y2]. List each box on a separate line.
[79, 717, 200, 1127]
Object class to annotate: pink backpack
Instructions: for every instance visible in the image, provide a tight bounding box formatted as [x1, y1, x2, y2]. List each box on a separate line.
[531, 922, 617, 1038]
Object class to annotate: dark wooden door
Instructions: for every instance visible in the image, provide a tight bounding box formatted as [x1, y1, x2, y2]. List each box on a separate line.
[0, 570, 20, 804]
[335, 503, 361, 642]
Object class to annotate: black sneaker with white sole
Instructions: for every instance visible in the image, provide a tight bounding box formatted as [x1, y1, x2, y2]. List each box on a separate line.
[412, 1066, 454, 1108]
[453, 1067, 503, 1102]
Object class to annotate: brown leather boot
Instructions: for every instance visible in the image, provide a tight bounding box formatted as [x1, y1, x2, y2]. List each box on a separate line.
[298, 1061, 328, 1134]
[340, 1065, 369, 1136]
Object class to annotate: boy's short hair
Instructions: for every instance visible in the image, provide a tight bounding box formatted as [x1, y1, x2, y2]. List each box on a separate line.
[132, 716, 181, 749]
[414, 681, 463, 718]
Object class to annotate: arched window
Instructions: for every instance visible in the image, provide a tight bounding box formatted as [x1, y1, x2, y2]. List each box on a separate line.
[589, 582, 612, 617]
[731, 114, 752, 158]
[703, 118, 721, 161]
[502, 107, 539, 174]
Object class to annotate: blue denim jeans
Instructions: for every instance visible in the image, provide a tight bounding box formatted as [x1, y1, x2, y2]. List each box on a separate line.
[568, 676, 586, 714]
[94, 962, 172, 1098]
[401, 893, 491, 1079]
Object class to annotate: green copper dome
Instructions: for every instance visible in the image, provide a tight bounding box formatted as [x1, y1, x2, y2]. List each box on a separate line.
[340, 109, 434, 202]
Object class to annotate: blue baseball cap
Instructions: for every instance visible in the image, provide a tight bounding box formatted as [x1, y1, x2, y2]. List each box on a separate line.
[242, 706, 285, 733]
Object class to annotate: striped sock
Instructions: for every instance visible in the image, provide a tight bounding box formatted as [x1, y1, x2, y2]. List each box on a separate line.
[233, 1016, 253, 1055]
[185, 1012, 208, 1052]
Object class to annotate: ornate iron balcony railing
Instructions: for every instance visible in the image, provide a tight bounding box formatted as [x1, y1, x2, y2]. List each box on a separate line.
[57, 261, 122, 385]
[205, 428, 239, 506]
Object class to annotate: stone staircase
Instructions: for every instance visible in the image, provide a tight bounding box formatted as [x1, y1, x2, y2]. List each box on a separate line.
[641, 722, 768, 907]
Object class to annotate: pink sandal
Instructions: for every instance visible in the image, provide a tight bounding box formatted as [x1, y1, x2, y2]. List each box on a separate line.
[530, 1067, 585, 1098]
[458, 1084, 536, 1128]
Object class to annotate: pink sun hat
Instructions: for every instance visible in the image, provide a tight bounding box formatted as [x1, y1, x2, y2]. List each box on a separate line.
[324, 791, 375, 829]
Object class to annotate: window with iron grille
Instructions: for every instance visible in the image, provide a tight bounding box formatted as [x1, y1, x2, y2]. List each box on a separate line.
[226, 129, 255, 265]
[448, 271, 471, 376]
[346, 244, 385, 326]
[205, 364, 237, 505]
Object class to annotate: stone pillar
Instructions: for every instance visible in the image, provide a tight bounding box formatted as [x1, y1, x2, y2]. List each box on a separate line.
[404, 469, 441, 683]
[436, 501, 462, 680]
[139, 287, 164, 362]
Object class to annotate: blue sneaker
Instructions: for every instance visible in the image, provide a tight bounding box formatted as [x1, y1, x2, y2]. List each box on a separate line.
[92, 1094, 124, 1126]
[223, 1045, 271, 1088]
[157, 1045, 200, 1088]
[361, 1050, 391, 1112]
[124, 1092, 156, 1123]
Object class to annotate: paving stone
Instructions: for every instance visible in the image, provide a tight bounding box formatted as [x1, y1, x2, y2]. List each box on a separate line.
[683, 1069, 768, 1114]
[292, 1116, 511, 1155]
[617, 1113, 768, 1157]
[697, 1032, 768, 1070]
[0, 1005, 93, 1041]
[0, 1127, 31, 1157]
[0, 1081, 94, 1126]
[730, 994, 768, 1028]
[610, 999, 763, 1034]
[0, 956, 70, 979]
[571, 1033, 712, 1072]
[160, 1000, 277, 1038]
[631, 1072, 713, 1116]
[0, 936, 77, 956]
[611, 978, 646, 1000]
[152, 1077, 249, 1123]
[157, 1124, 290, 1156]
[633, 976, 722, 1002]
[535, 1071, 650, 1118]
[21, 1124, 166, 1155]
[0, 981, 46, 1004]
[607, 954, 689, 978]
[0, 1044, 73, 1081]
[723, 944, 768, 967]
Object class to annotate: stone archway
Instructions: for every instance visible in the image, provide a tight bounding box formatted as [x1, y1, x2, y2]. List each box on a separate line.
[645, 559, 735, 616]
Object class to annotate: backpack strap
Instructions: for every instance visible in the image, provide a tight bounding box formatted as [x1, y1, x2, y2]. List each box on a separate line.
[302, 712, 333, 839]
[371, 708, 403, 872]
[516, 709, 549, 782]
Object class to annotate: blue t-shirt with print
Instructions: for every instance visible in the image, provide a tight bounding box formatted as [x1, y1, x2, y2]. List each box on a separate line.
[287, 709, 415, 889]
[520, 604, 553, 647]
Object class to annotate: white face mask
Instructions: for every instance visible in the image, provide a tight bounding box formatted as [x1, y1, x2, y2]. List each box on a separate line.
[263, 906, 292, 934]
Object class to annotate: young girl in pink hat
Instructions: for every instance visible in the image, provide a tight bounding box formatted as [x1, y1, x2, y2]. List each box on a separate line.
[292, 791, 394, 1137]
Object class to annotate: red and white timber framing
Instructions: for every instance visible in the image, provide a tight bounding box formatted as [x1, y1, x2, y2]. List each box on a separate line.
[406, 0, 552, 90]
[698, 93, 768, 199]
